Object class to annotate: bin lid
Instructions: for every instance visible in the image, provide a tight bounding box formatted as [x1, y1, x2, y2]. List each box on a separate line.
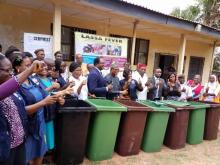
[85, 99, 127, 112]
[197, 101, 220, 108]
[188, 101, 210, 109]
[160, 100, 194, 110]
[58, 99, 96, 113]
[114, 99, 152, 112]
[138, 100, 175, 112]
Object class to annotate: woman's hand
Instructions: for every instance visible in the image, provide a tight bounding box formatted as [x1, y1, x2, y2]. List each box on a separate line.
[57, 96, 65, 105]
[81, 80, 87, 86]
[30, 60, 45, 73]
[52, 82, 60, 90]
[43, 95, 58, 105]
[63, 84, 74, 95]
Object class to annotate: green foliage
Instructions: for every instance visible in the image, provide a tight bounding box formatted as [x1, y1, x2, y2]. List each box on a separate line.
[170, 0, 220, 28]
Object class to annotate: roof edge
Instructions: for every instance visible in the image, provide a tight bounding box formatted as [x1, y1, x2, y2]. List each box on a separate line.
[83, 0, 220, 39]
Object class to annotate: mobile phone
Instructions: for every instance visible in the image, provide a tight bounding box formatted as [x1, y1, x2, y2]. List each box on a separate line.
[50, 92, 56, 96]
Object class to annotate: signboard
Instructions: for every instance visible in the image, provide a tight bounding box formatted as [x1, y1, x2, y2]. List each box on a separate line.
[75, 32, 128, 68]
[24, 33, 53, 59]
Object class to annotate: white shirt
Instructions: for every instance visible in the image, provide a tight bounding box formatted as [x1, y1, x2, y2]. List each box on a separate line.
[61, 67, 69, 82]
[179, 83, 193, 101]
[118, 68, 124, 81]
[101, 68, 110, 78]
[69, 76, 88, 100]
[132, 71, 148, 100]
[154, 76, 160, 99]
[203, 82, 217, 101]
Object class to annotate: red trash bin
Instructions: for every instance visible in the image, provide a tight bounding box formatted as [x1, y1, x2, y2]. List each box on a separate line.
[199, 101, 220, 140]
[114, 99, 152, 156]
[162, 101, 194, 149]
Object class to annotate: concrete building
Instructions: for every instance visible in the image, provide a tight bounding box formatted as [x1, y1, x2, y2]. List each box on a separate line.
[0, 0, 220, 83]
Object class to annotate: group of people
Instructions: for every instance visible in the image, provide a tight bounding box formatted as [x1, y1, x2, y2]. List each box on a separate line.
[1, 45, 220, 165]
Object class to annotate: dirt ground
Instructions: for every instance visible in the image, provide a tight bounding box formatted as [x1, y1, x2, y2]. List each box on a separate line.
[82, 133, 220, 165]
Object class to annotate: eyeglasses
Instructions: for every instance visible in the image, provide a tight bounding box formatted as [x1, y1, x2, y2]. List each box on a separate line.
[0, 68, 14, 75]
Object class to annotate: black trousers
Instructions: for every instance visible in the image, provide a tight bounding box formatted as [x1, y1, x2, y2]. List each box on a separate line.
[0, 142, 26, 165]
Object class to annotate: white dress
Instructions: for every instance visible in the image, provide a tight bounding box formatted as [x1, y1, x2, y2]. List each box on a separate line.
[69, 76, 88, 100]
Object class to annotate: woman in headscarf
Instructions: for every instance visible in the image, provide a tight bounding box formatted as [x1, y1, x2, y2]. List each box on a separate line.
[187, 74, 203, 101]
[202, 74, 217, 102]
[214, 74, 220, 103]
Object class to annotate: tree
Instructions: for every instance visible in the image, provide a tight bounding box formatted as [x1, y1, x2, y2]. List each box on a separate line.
[170, 0, 220, 28]
[198, 0, 219, 27]
[171, 6, 200, 21]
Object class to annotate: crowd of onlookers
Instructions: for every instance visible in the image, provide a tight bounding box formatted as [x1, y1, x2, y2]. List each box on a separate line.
[0, 46, 220, 165]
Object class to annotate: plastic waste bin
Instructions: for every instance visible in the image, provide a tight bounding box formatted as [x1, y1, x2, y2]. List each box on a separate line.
[114, 99, 152, 156]
[161, 100, 194, 149]
[85, 99, 127, 161]
[186, 101, 209, 144]
[56, 97, 96, 165]
[199, 101, 220, 140]
[138, 100, 175, 152]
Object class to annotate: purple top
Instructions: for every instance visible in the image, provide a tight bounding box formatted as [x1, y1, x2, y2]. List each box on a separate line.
[0, 77, 19, 101]
[1, 95, 25, 148]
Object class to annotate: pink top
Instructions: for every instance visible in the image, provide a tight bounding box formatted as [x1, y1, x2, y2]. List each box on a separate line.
[0, 77, 19, 101]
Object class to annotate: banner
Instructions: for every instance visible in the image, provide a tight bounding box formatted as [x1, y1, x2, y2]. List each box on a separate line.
[75, 32, 128, 68]
[24, 33, 53, 59]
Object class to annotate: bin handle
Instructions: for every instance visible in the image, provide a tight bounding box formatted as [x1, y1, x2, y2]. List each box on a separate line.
[88, 97, 106, 99]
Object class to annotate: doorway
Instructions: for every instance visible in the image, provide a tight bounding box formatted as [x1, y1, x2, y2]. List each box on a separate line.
[154, 53, 176, 80]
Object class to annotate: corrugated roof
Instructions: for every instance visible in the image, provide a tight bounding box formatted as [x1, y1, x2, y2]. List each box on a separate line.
[119, 0, 220, 32]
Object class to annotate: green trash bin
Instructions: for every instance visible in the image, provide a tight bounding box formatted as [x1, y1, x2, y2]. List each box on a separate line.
[187, 101, 209, 144]
[138, 100, 175, 152]
[85, 99, 127, 161]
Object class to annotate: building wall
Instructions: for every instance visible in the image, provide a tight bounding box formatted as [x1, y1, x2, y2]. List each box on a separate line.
[0, 3, 213, 83]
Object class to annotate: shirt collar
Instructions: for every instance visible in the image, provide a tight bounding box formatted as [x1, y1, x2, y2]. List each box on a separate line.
[95, 67, 101, 73]
[154, 76, 159, 79]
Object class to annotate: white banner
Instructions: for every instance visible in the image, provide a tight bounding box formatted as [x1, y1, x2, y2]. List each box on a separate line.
[24, 33, 53, 59]
[75, 32, 128, 67]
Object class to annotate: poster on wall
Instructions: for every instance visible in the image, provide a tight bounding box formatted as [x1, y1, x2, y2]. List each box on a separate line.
[23, 33, 53, 59]
[75, 32, 128, 68]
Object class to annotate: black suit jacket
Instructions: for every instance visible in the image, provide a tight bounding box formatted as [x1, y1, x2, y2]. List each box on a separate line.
[147, 76, 167, 100]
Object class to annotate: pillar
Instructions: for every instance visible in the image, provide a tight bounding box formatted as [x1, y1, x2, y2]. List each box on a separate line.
[131, 20, 139, 65]
[177, 34, 186, 74]
[52, 3, 61, 56]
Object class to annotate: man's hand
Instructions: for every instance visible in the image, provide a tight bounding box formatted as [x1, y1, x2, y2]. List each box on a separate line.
[120, 89, 128, 95]
[107, 84, 113, 91]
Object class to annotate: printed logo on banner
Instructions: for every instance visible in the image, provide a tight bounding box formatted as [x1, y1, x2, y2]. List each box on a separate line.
[24, 33, 53, 59]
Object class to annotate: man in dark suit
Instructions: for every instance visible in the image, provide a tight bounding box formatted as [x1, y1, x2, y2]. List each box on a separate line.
[88, 57, 112, 98]
[147, 67, 167, 100]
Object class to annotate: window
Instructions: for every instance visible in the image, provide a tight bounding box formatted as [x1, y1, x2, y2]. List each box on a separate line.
[110, 34, 149, 65]
[134, 39, 149, 65]
[188, 56, 205, 80]
[61, 26, 71, 61]
[51, 24, 96, 61]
